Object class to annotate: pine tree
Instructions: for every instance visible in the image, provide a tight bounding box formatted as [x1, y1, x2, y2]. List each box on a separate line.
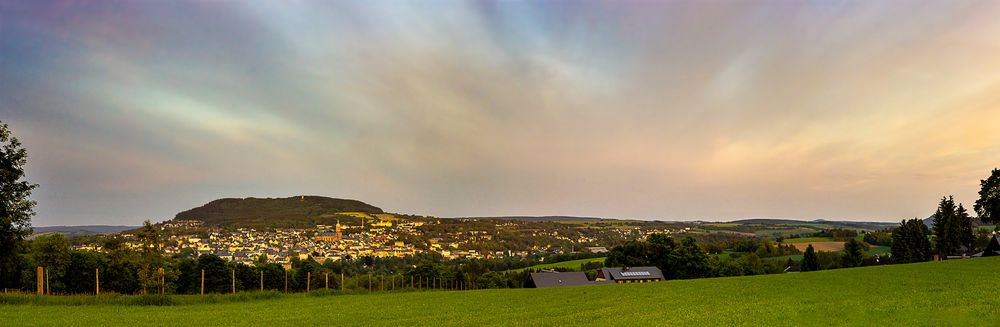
[932, 196, 959, 256]
[956, 204, 974, 254]
[841, 239, 867, 267]
[801, 245, 818, 272]
[891, 219, 930, 263]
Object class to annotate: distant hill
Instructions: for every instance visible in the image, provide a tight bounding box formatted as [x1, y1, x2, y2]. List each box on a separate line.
[728, 218, 898, 231]
[463, 216, 609, 222]
[174, 196, 383, 227]
[30, 225, 138, 239]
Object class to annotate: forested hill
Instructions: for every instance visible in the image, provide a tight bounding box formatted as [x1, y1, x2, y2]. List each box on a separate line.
[174, 196, 383, 227]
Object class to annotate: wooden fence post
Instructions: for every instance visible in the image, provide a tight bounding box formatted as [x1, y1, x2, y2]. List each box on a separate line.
[284, 269, 288, 293]
[95, 268, 100, 296]
[159, 267, 165, 295]
[201, 269, 205, 295]
[260, 271, 263, 292]
[232, 269, 236, 294]
[36, 266, 43, 295]
[325, 272, 329, 289]
[341, 271, 344, 291]
[307, 272, 311, 292]
[45, 268, 50, 295]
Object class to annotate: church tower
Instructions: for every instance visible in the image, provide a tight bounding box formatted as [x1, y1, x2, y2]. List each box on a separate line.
[336, 220, 342, 241]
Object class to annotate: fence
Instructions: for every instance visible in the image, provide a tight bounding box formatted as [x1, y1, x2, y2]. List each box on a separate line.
[22, 266, 480, 296]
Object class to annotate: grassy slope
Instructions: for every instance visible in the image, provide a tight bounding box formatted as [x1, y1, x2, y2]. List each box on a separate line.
[507, 257, 606, 272]
[4, 258, 999, 326]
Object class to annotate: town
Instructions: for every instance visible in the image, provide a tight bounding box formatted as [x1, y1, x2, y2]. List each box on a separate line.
[70, 213, 689, 268]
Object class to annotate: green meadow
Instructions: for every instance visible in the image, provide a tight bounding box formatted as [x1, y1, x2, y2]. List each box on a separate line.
[2, 257, 997, 326]
[507, 257, 606, 272]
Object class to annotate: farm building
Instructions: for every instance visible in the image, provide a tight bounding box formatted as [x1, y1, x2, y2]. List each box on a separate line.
[528, 271, 592, 288]
[980, 234, 1000, 257]
[596, 267, 665, 283]
[586, 247, 609, 253]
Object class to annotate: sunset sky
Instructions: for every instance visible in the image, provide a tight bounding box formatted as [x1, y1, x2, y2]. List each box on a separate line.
[2, 1, 1000, 226]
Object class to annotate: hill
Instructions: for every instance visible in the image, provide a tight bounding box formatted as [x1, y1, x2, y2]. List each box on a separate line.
[464, 216, 609, 222]
[4, 257, 997, 325]
[728, 218, 897, 231]
[29, 225, 138, 239]
[174, 196, 383, 227]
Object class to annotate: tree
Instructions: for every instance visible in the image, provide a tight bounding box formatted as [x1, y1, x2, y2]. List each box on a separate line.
[891, 218, 931, 263]
[975, 168, 1000, 225]
[668, 237, 710, 279]
[64, 250, 105, 294]
[801, 245, 818, 272]
[931, 196, 974, 256]
[198, 254, 229, 293]
[0, 121, 38, 290]
[136, 220, 164, 294]
[956, 204, 975, 253]
[841, 239, 867, 268]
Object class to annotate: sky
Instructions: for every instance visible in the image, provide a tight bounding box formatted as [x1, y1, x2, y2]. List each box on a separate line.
[2, 1, 1000, 226]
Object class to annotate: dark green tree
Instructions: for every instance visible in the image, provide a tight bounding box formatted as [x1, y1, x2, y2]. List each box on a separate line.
[841, 239, 867, 268]
[801, 244, 818, 272]
[739, 253, 765, 275]
[64, 250, 105, 294]
[136, 220, 164, 294]
[669, 237, 710, 279]
[25, 234, 71, 292]
[891, 218, 931, 263]
[0, 121, 38, 290]
[932, 196, 959, 256]
[956, 204, 975, 253]
[974, 168, 1000, 225]
[101, 236, 140, 294]
[931, 196, 974, 256]
[197, 254, 229, 293]
[173, 256, 200, 294]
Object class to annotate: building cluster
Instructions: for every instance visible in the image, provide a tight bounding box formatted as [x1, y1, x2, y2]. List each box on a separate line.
[71, 215, 690, 266]
[108, 219, 434, 266]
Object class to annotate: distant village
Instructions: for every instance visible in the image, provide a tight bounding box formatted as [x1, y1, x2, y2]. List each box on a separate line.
[68, 214, 689, 268]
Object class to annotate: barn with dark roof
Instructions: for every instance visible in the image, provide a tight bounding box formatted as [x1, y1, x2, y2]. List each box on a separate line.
[596, 266, 665, 283]
[528, 271, 592, 288]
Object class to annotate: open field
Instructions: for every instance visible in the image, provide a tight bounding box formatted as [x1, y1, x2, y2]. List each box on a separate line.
[782, 237, 835, 243]
[3, 258, 998, 326]
[790, 241, 845, 252]
[508, 257, 606, 272]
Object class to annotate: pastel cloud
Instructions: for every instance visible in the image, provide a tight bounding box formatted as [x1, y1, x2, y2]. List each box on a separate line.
[1, 1, 999, 225]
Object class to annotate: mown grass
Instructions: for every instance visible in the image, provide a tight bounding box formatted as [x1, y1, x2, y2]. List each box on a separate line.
[507, 257, 606, 272]
[0, 291, 285, 306]
[3, 258, 998, 326]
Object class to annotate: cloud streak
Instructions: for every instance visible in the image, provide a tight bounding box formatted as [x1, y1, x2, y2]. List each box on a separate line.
[2, 1, 1000, 225]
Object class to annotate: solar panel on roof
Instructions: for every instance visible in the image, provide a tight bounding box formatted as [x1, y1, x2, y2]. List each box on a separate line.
[620, 271, 651, 277]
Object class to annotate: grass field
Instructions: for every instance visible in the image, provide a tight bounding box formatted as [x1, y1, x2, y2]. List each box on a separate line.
[789, 241, 845, 252]
[782, 237, 835, 243]
[4, 258, 999, 325]
[508, 257, 606, 272]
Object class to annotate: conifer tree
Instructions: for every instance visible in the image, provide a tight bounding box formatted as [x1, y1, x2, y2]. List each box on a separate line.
[891, 219, 930, 263]
[932, 196, 959, 256]
[801, 245, 818, 272]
